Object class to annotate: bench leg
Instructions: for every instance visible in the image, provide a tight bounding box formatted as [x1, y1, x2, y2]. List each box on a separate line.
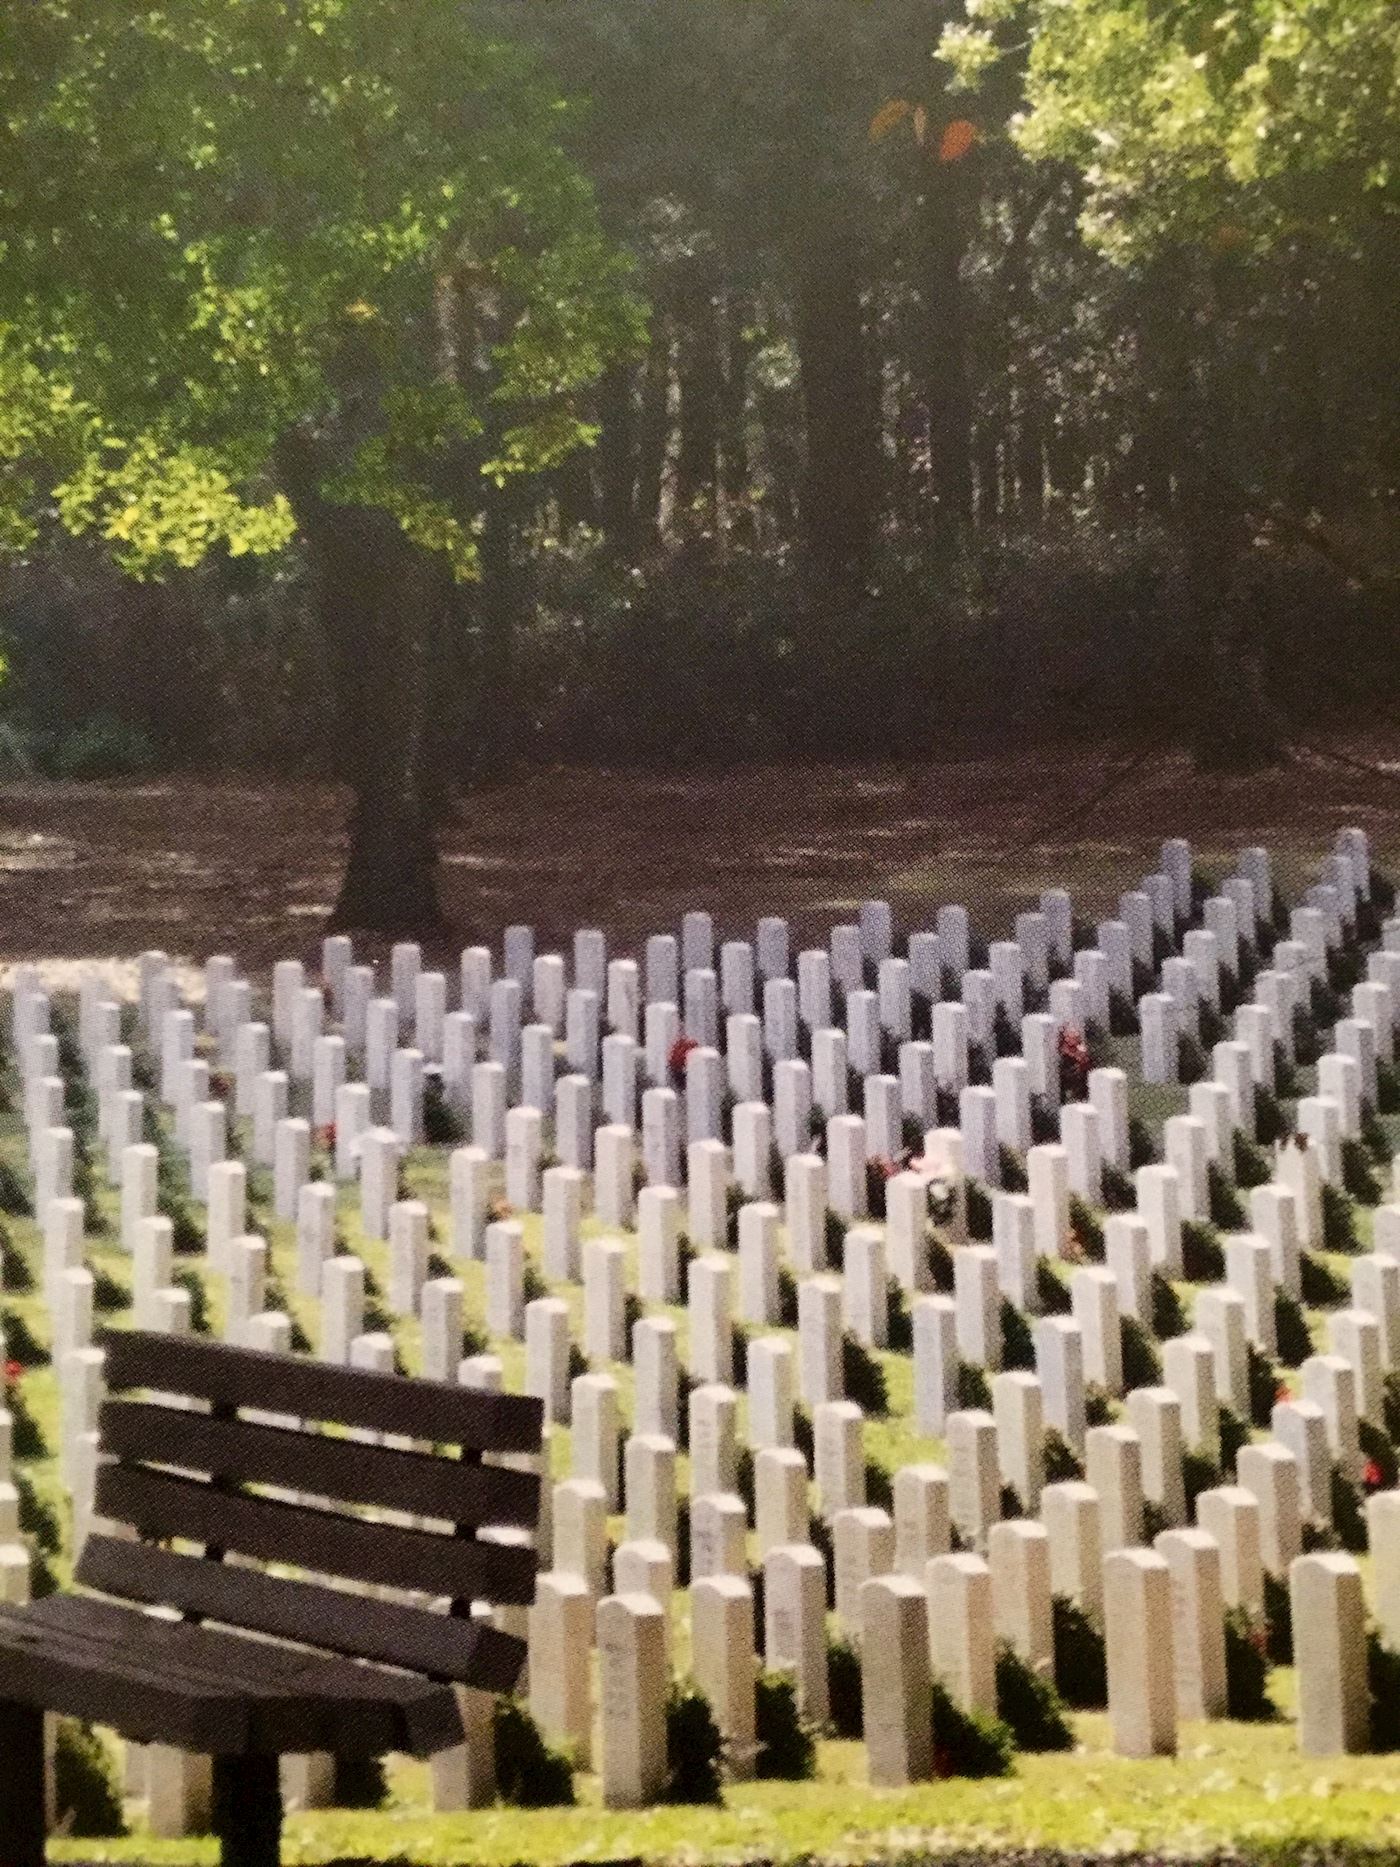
[211, 1753, 283, 1867]
[0, 1698, 46, 1867]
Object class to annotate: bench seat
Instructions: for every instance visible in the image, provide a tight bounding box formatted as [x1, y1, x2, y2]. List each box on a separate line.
[0, 1594, 463, 1757]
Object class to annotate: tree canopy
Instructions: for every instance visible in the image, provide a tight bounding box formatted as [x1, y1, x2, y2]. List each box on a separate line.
[938, 0, 1400, 258]
[0, 0, 644, 577]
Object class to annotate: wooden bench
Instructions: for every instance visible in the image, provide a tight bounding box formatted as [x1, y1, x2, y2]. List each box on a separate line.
[0, 1327, 544, 1867]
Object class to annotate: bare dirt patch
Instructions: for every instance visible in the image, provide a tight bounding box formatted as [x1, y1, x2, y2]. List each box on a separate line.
[1, 739, 1398, 985]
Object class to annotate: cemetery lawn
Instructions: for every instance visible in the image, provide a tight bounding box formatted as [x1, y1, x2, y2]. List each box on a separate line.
[3, 738, 1400, 978]
[46, 1715, 1400, 1866]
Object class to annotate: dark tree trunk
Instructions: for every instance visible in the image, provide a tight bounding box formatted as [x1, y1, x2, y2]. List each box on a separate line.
[1015, 396, 1045, 523]
[919, 176, 975, 542]
[973, 423, 1000, 529]
[328, 537, 454, 934]
[634, 320, 671, 551]
[796, 251, 879, 584]
[674, 267, 721, 539]
[719, 291, 755, 551]
[596, 363, 638, 544]
[1165, 266, 1284, 770]
[465, 491, 520, 784]
[278, 434, 453, 935]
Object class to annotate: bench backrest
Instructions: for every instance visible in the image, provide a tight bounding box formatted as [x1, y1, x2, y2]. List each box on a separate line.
[77, 1330, 543, 1692]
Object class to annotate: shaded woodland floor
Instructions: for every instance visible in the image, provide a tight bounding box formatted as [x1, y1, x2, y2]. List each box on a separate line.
[3, 737, 1400, 980]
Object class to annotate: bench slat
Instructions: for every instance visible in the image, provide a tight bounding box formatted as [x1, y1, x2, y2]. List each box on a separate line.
[94, 1464, 539, 1604]
[0, 1598, 459, 1754]
[0, 1605, 253, 1751]
[77, 1536, 524, 1706]
[99, 1400, 540, 1529]
[101, 1329, 544, 1453]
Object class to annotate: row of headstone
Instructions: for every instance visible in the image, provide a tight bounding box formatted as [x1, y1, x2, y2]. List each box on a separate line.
[7, 820, 1398, 1812]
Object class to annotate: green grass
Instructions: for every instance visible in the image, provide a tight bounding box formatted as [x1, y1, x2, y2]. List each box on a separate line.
[46, 1716, 1400, 1864]
[15, 887, 1400, 1866]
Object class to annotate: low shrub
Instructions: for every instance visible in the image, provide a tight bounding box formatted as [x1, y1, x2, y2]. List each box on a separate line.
[1067, 1195, 1104, 1261]
[864, 1458, 894, 1511]
[1151, 1271, 1187, 1339]
[0, 1306, 44, 1367]
[423, 1076, 465, 1145]
[1207, 1165, 1246, 1230]
[841, 1334, 888, 1416]
[999, 1146, 1029, 1193]
[331, 1753, 388, 1807]
[493, 1698, 575, 1805]
[1101, 1163, 1136, 1211]
[1368, 1632, 1400, 1751]
[1300, 1250, 1348, 1306]
[1084, 1383, 1114, 1428]
[1183, 1449, 1222, 1508]
[1322, 1183, 1361, 1254]
[1128, 1118, 1157, 1169]
[926, 1229, 955, 1291]
[1341, 1140, 1382, 1208]
[1274, 1290, 1313, 1367]
[1331, 1466, 1367, 1553]
[1263, 1570, 1292, 1664]
[1120, 1315, 1162, 1388]
[1217, 1404, 1250, 1474]
[53, 1720, 125, 1837]
[1036, 1259, 1072, 1315]
[887, 1280, 912, 1351]
[966, 1181, 993, 1241]
[1043, 1428, 1084, 1484]
[955, 1362, 992, 1411]
[1001, 1299, 1036, 1371]
[17, 1469, 60, 1551]
[824, 1209, 849, 1269]
[1255, 1084, 1289, 1144]
[826, 1632, 863, 1737]
[1247, 1342, 1281, 1427]
[0, 1225, 33, 1291]
[994, 1645, 1074, 1751]
[0, 1159, 32, 1217]
[1359, 1419, 1398, 1491]
[1052, 1594, 1105, 1708]
[754, 1670, 818, 1779]
[930, 1680, 1015, 1778]
[4, 1374, 44, 1459]
[1224, 1608, 1278, 1721]
[663, 1685, 724, 1804]
[1181, 1220, 1225, 1282]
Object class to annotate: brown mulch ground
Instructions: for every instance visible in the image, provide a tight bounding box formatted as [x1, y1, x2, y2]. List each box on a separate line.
[2, 739, 1399, 983]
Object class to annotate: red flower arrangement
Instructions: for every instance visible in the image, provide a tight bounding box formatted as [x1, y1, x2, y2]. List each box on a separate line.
[868, 1155, 904, 1182]
[315, 1123, 336, 1154]
[4, 1359, 23, 1388]
[1058, 1025, 1090, 1100]
[668, 1035, 701, 1081]
[1274, 1381, 1291, 1405]
[1364, 1458, 1385, 1491]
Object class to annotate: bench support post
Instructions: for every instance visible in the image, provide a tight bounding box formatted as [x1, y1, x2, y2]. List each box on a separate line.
[0, 1698, 46, 1867]
[212, 1752, 282, 1867]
